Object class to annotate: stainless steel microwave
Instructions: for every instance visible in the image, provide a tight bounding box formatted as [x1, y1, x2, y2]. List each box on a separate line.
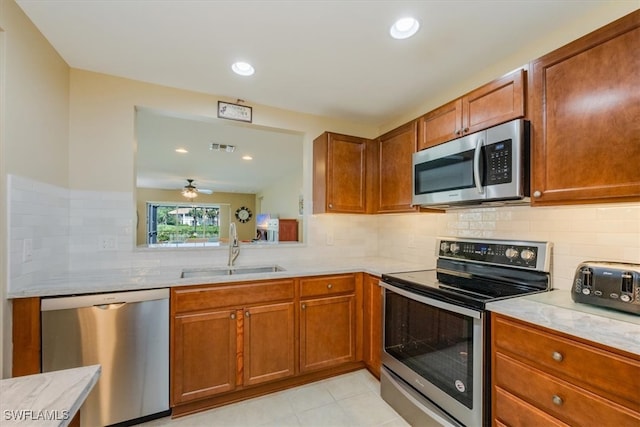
[412, 118, 530, 208]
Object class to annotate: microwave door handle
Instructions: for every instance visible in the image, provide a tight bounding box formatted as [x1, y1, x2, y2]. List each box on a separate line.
[473, 137, 484, 195]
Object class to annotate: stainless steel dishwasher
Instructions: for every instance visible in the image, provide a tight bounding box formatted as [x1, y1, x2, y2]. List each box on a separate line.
[41, 288, 170, 427]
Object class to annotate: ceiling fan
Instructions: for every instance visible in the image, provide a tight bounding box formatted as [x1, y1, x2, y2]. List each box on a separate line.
[181, 179, 213, 199]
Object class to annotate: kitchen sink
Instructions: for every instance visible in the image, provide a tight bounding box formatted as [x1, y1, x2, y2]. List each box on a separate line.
[180, 265, 285, 279]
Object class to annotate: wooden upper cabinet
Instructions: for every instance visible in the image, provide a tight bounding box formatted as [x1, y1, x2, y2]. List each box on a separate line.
[375, 121, 419, 213]
[418, 68, 525, 150]
[313, 132, 371, 213]
[417, 99, 462, 150]
[530, 10, 640, 205]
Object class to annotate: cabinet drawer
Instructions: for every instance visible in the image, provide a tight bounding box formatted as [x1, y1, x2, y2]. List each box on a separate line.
[300, 274, 355, 298]
[172, 279, 294, 313]
[495, 353, 640, 426]
[495, 387, 569, 427]
[493, 315, 640, 410]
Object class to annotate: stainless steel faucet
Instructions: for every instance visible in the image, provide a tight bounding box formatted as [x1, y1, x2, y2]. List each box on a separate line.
[228, 222, 240, 267]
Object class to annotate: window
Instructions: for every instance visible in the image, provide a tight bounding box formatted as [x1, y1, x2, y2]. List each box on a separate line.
[147, 202, 221, 246]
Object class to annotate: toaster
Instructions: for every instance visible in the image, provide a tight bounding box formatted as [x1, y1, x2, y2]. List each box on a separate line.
[572, 261, 640, 315]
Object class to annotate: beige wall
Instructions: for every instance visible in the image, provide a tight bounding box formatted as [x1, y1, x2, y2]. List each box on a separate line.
[136, 188, 256, 243]
[0, 0, 70, 378]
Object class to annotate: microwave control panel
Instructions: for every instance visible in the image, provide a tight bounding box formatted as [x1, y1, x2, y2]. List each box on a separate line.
[485, 139, 512, 185]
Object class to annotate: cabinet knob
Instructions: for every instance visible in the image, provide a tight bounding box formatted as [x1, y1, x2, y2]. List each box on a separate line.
[327, 284, 333, 289]
[301, 303, 306, 310]
[463, 127, 469, 133]
[230, 313, 236, 319]
[454, 129, 461, 136]
[328, 203, 333, 209]
[533, 190, 542, 198]
[245, 311, 250, 318]
[552, 395, 563, 406]
[552, 351, 563, 362]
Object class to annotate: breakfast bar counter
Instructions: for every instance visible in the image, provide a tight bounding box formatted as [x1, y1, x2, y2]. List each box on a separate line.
[0, 365, 100, 427]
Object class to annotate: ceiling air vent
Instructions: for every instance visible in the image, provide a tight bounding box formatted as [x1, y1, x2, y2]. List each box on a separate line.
[210, 143, 236, 152]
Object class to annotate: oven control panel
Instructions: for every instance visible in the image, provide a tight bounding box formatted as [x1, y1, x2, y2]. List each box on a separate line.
[438, 238, 550, 271]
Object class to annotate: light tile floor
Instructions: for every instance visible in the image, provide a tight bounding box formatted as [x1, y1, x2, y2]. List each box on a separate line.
[138, 369, 410, 427]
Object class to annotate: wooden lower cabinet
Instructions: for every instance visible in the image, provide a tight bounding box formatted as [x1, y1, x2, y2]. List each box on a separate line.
[243, 302, 295, 386]
[171, 274, 364, 416]
[172, 309, 237, 404]
[299, 273, 363, 373]
[300, 294, 356, 372]
[363, 274, 382, 378]
[491, 313, 640, 426]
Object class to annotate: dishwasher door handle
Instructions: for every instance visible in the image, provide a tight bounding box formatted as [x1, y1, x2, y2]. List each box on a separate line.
[94, 302, 126, 310]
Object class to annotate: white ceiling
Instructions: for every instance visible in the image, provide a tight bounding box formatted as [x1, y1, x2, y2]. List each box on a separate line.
[15, 0, 613, 193]
[16, 0, 611, 125]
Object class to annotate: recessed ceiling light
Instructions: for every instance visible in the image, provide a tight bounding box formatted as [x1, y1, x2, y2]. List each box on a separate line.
[232, 61, 255, 76]
[390, 17, 420, 39]
[175, 148, 188, 153]
[242, 155, 253, 160]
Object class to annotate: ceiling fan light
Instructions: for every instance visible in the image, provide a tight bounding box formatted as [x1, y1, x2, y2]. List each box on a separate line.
[182, 188, 198, 199]
[182, 179, 199, 199]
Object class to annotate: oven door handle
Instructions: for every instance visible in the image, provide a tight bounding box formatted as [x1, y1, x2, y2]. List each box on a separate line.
[380, 281, 481, 319]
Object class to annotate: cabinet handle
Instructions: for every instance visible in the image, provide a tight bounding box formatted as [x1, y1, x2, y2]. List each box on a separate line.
[245, 311, 250, 318]
[533, 190, 542, 198]
[454, 129, 461, 136]
[328, 203, 333, 209]
[327, 284, 333, 289]
[463, 127, 469, 133]
[301, 303, 306, 310]
[552, 395, 563, 406]
[230, 313, 236, 320]
[552, 351, 563, 362]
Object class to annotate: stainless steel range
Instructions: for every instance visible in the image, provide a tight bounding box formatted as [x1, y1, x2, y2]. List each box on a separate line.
[380, 237, 552, 427]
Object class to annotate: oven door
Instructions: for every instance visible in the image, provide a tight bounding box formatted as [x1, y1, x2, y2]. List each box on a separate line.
[380, 281, 486, 427]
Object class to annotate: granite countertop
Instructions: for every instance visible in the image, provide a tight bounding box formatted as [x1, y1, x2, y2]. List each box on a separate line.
[487, 290, 640, 356]
[0, 365, 100, 427]
[8, 257, 429, 298]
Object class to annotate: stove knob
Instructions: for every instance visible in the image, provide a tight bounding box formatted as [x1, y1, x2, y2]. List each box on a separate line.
[620, 294, 631, 302]
[440, 242, 450, 253]
[505, 248, 519, 259]
[520, 249, 536, 261]
[450, 243, 460, 254]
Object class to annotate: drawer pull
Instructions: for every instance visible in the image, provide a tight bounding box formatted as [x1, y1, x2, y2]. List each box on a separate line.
[552, 395, 563, 406]
[552, 351, 564, 362]
[327, 284, 333, 289]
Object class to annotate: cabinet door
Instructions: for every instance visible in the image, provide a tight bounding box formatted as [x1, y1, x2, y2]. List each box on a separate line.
[376, 121, 419, 213]
[172, 309, 237, 404]
[243, 302, 295, 386]
[299, 295, 356, 372]
[463, 68, 525, 135]
[363, 275, 382, 378]
[313, 132, 370, 213]
[530, 12, 640, 205]
[418, 99, 462, 150]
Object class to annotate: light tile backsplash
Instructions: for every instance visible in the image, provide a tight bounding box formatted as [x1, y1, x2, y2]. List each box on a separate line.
[7, 175, 639, 293]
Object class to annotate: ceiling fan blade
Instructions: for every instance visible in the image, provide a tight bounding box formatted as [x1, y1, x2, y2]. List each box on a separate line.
[199, 188, 213, 194]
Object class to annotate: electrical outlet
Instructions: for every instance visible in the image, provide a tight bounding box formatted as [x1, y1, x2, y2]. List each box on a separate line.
[326, 231, 334, 246]
[100, 235, 117, 251]
[23, 238, 33, 263]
